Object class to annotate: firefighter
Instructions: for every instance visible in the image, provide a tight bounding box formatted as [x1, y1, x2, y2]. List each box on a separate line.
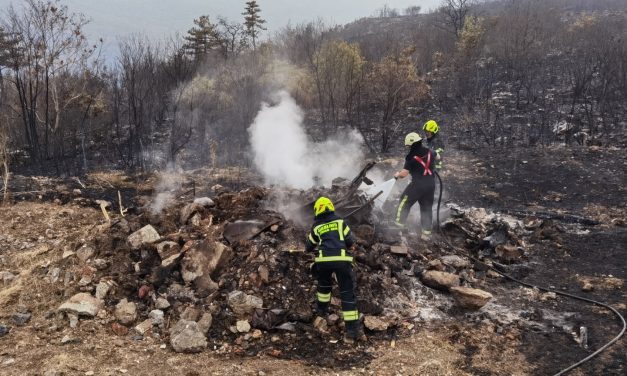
[305, 196, 364, 343]
[393, 132, 437, 240]
[423, 120, 444, 170]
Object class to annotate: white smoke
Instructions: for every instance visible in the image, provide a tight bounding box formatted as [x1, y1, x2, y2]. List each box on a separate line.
[149, 164, 184, 214]
[248, 91, 365, 189]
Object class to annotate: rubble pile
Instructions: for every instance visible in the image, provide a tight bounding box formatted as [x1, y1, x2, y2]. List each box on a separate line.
[40, 179, 565, 358]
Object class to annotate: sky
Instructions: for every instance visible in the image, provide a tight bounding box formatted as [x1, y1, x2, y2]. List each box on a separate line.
[0, 0, 442, 58]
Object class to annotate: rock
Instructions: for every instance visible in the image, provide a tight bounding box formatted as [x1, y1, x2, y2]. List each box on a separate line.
[169, 320, 207, 353]
[180, 203, 203, 224]
[275, 322, 296, 331]
[61, 250, 75, 259]
[313, 316, 327, 332]
[440, 255, 470, 269]
[127, 225, 160, 250]
[251, 329, 263, 339]
[427, 259, 445, 271]
[236, 320, 251, 333]
[60, 335, 77, 344]
[327, 314, 340, 326]
[155, 297, 171, 310]
[227, 291, 263, 317]
[495, 244, 524, 262]
[390, 245, 408, 255]
[111, 322, 129, 336]
[181, 240, 232, 296]
[197, 313, 213, 334]
[156, 241, 180, 259]
[0, 325, 10, 337]
[180, 306, 201, 322]
[11, 312, 31, 326]
[1, 271, 16, 285]
[76, 245, 95, 262]
[581, 281, 594, 292]
[193, 197, 215, 208]
[364, 316, 389, 331]
[114, 299, 137, 325]
[189, 213, 201, 226]
[92, 259, 109, 270]
[68, 313, 79, 328]
[138, 285, 152, 299]
[134, 319, 153, 335]
[270, 224, 279, 232]
[58, 293, 102, 317]
[149, 310, 164, 327]
[96, 281, 111, 300]
[46, 268, 60, 283]
[420, 271, 460, 291]
[540, 292, 557, 301]
[258, 265, 269, 284]
[450, 287, 493, 310]
[161, 253, 183, 268]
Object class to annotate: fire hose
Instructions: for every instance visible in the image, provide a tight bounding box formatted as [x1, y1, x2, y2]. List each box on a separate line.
[433, 170, 626, 375]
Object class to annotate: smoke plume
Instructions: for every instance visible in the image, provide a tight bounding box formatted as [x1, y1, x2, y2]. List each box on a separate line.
[248, 91, 364, 190]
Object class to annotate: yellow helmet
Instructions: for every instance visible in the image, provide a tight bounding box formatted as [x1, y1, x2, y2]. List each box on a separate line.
[314, 196, 335, 216]
[404, 132, 422, 146]
[423, 120, 439, 134]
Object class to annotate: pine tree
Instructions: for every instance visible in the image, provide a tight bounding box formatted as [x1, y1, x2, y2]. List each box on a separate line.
[242, 1, 266, 50]
[183, 15, 221, 60]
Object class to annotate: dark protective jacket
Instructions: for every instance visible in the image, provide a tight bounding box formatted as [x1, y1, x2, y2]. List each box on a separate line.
[305, 211, 355, 262]
[424, 133, 444, 169]
[403, 142, 437, 179]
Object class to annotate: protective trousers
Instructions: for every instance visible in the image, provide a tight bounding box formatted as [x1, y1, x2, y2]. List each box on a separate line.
[395, 176, 436, 232]
[315, 261, 359, 323]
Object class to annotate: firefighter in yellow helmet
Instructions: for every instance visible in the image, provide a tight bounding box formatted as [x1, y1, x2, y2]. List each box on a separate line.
[423, 120, 444, 170]
[305, 196, 364, 343]
[393, 132, 438, 239]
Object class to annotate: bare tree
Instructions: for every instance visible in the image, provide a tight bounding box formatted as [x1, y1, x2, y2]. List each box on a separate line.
[437, 0, 476, 38]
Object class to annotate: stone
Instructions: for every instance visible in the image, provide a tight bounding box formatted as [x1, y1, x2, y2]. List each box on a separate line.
[1, 271, 16, 285]
[155, 297, 171, 310]
[270, 224, 279, 232]
[440, 255, 470, 269]
[11, 312, 31, 326]
[258, 265, 269, 284]
[111, 322, 129, 336]
[62, 250, 75, 259]
[364, 316, 389, 331]
[0, 325, 9, 337]
[227, 291, 263, 317]
[190, 213, 202, 226]
[450, 287, 493, 310]
[76, 245, 95, 263]
[96, 281, 111, 300]
[197, 313, 213, 334]
[127, 225, 160, 250]
[68, 313, 79, 328]
[390, 245, 408, 255]
[180, 203, 203, 224]
[180, 307, 201, 322]
[134, 319, 153, 335]
[427, 259, 445, 271]
[581, 281, 594, 292]
[149, 310, 164, 327]
[313, 316, 327, 332]
[495, 244, 524, 262]
[114, 299, 137, 325]
[92, 259, 109, 270]
[156, 241, 180, 259]
[193, 197, 215, 208]
[327, 314, 340, 326]
[60, 335, 77, 344]
[169, 320, 207, 353]
[181, 240, 232, 295]
[58, 293, 103, 317]
[161, 253, 183, 268]
[420, 271, 460, 291]
[138, 285, 152, 299]
[236, 320, 251, 333]
[251, 329, 263, 339]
